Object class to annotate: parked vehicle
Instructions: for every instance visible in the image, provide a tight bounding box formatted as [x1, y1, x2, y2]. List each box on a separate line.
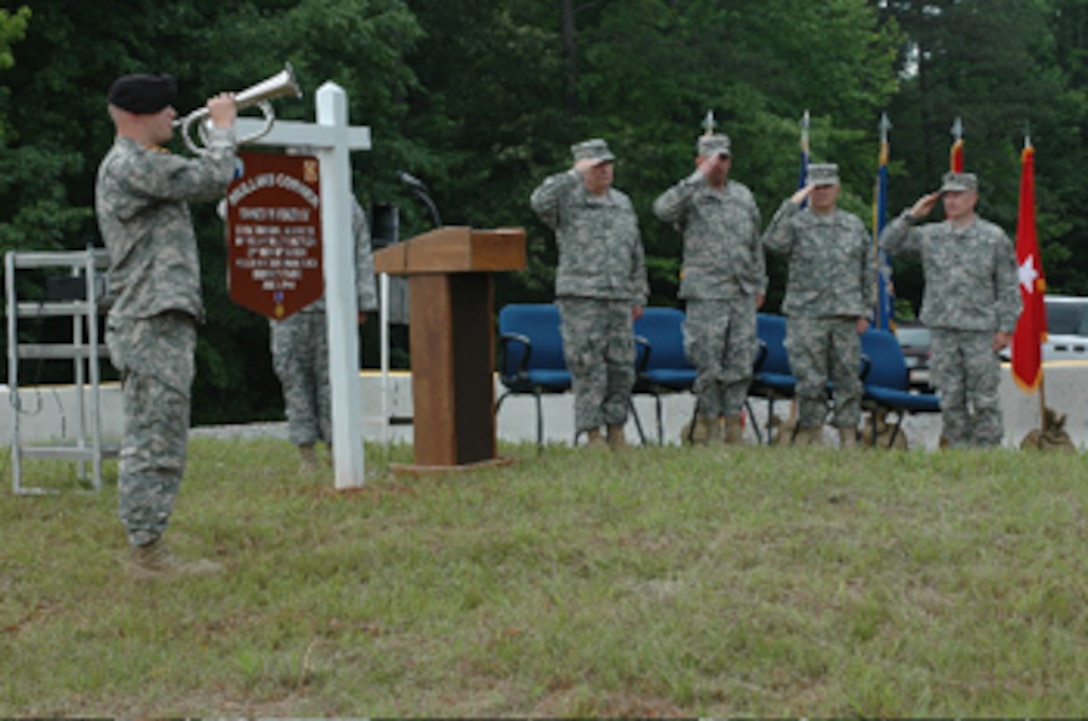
[1041, 295, 1088, 360]
[894, 321, 932, 390]
[1000, 294, 1088, 361]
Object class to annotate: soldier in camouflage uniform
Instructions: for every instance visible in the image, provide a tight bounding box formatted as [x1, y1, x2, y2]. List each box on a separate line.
[530, 138, 649, 450]
[880, 171, 1020, 448]
[270, 195, 377, 468]
[653, 133, 765, 445]
[762, 164, 875, 448]
[96, 74, 236, 579]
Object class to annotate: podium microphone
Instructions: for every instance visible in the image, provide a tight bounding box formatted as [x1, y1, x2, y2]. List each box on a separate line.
[396, 170, 442, 228]
[397, 170, 428, 191]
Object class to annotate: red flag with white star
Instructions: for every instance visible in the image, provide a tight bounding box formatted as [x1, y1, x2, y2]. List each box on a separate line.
[1012, 141, 1046, 392]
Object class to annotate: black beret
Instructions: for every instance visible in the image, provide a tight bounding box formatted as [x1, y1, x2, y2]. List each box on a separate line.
[107, 73, 178, 114]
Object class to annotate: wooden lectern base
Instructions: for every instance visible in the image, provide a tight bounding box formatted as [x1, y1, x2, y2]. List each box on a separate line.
[387, 455, 517, 477]
[372, 225, 527, 470]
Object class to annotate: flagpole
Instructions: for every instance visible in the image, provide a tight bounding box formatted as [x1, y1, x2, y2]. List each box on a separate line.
[1026, 132, 1049, 430]
[873, 112, 893, 330]
[1011, 132, 1048, 431]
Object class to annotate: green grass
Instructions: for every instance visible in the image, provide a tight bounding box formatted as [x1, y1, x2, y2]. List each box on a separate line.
[2, 439, 1088, 716]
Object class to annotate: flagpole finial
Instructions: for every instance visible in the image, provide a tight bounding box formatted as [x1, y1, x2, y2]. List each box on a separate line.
[951, 116, 964, 141]
[879, 112, 892, 143]
[702, 109, 717, 136]
[800, 109, 810, 147]
[1024, 121, 1032, 149]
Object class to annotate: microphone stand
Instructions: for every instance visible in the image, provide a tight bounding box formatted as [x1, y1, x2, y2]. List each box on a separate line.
[397, 171, 442, 228]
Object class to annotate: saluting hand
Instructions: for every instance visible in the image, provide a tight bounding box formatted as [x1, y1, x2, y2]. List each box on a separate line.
[909, 191, 942, 220]
[573, 158, 599, 176]
[696, 153, 726, 177]
[790, 183, 814, 206]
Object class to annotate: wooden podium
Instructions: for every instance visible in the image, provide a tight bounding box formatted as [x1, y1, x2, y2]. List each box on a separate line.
[373, 226, 526, 470]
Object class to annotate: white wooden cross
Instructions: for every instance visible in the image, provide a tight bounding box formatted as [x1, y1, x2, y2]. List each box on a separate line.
[234, 81, 370, 489]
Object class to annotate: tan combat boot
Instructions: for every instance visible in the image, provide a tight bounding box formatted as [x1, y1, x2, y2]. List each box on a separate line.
[792, 425, 822, 447]
[585, 428, 607, 448]
[688, 415, 713, 446]
[706, 416, 726, 446]
[838, 427, 858, 450]
[607, 424, 628, 451]
[723, 415, 745, 445]
[126, 538, 225, 581]
[299, 443, 319, 470]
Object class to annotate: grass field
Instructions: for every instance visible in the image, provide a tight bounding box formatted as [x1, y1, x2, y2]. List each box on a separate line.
[2, 438, 1088, 717]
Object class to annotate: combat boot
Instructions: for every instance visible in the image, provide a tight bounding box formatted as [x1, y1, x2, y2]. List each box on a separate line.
[792, 425, 822, 447]
[688, 415, 713, 446]
[584, 428, 607, 448]
[607, 424, 628, 451]
[299, 443, 319, 469]
[705, 416, 726, 446]
[723, 415, 745, 445]
[125, 538, 225, 581]
[838, 426, 858, 450]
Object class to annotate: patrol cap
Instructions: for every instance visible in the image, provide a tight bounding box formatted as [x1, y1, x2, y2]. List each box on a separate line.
[571, 138, 616, 165]
[807, 163, 840, 187]
[107, 73, 178, 114]
[697, 133, 731, 158]
[940, 171, 978, 192]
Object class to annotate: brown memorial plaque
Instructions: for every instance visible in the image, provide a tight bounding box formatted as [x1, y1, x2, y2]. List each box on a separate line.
[225, 151, 323, 320]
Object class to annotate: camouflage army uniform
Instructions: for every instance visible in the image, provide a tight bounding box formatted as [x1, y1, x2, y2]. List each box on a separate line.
[530, 148, 649, 436]
[880, 207, 1020, 447]
[762, 194, 875, 433]
[96, 127, 236, 547]
[653, 161, 764, 424]
[269, 197, 377, 448]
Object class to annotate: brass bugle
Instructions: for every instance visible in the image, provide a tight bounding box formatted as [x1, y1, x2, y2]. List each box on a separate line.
[174, 62, 302, 155]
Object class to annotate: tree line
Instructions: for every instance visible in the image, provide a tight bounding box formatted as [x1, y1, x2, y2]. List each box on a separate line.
[1, 0, 1085, 423]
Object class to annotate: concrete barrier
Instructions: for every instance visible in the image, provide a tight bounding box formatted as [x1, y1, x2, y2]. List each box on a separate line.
[3, 363, 1085, 451]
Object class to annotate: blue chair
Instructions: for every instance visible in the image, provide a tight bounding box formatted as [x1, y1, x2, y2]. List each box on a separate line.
[496, 303, 646, 450]
[859, 328, 941, 448]
[748, 313, 797, 443]
[496, 304, 572, 451]
[633, 307, 696, 444]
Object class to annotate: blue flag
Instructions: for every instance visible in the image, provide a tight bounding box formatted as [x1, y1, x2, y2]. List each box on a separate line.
[872, 113, 894, 330]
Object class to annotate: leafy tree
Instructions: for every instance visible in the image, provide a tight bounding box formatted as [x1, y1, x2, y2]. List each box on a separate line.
[0, 0, 420, 423]
[878, 0, 1086, 308]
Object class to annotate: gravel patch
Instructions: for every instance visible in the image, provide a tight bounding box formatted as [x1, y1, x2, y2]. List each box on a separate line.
[189, 422, 290, 441]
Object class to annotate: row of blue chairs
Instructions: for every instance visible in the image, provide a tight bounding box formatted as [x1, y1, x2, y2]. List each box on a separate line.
[495, 304, 939, 449]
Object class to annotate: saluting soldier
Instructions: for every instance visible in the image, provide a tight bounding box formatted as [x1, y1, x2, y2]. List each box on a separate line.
[762, 163, 875, 448]
[530, 139, 649, 450]
[880, 171, 1020, 448]
[96, 73, 237, 578]
[653, 131, 765, 445]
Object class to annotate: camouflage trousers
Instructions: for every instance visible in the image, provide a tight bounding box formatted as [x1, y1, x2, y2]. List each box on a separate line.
[270, 310, 331, 447]
[784, 315, 862, 429]
[557, 298, 636, 433]
[684, 297, 757, 419]
[929, 328, 1003, 447]
[106, 311, 196, 547]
